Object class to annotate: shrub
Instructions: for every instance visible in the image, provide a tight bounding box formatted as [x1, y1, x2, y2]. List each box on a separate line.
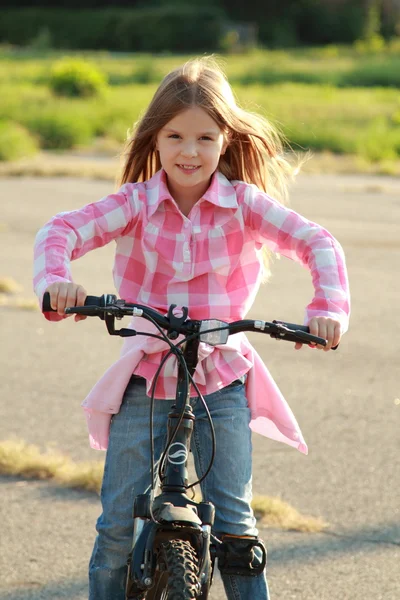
[0, 8, 224, 53]
[130, 60, 161, 84]
[26, 112, 93, 150]
[354, 34, 386, 54]
[115, 6, 223, 53]
[29, 27, 53, 51]
[0, 121, 38, 161]
[356, 117, 400, 161]
[341, 59, 400, 87]
[49, 59, 107, 98]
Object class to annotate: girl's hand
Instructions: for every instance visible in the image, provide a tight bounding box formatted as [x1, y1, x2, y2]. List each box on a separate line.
[295, 316, 342, 351]
[45, 282, 88, 321]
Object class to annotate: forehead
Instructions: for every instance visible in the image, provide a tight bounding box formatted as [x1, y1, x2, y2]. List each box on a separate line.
[162, 106, 221, 134]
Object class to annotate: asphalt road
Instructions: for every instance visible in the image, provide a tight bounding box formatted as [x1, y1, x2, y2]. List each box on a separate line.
[0, 172, 399, 599]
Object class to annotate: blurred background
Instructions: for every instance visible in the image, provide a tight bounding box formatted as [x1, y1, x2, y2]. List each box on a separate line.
[0, 0, 400, 172]
[1, 3, 400, 598]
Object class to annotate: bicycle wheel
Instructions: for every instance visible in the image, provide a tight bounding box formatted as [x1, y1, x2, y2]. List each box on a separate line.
[149, 539, 199, 600]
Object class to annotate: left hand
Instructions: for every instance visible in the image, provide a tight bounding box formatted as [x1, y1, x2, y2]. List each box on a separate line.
[295, 316, 342, 351]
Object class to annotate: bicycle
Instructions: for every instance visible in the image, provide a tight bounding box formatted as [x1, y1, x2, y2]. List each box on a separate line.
[43, 292, 328, 600]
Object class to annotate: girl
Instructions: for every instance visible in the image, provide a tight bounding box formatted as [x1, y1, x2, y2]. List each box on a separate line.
[34, 57, 350, 600]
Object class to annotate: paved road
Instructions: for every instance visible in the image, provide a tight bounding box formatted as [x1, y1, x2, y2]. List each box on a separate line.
[0, 173, 399, 599]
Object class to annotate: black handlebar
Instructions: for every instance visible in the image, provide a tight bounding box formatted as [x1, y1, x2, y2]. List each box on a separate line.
[42, 293, 108, 312]
[42, 292, 331, 348]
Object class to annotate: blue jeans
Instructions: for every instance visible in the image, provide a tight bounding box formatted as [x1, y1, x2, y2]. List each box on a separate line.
[89, 378, 270, 600]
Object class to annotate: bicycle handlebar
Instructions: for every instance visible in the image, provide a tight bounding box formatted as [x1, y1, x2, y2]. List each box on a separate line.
[42, 292, 331, 347]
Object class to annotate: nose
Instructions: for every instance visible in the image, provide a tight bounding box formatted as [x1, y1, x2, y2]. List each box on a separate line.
[181, 141, 197, 158]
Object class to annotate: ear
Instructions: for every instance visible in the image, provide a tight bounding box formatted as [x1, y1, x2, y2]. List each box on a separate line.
[221, 130, 230, 155]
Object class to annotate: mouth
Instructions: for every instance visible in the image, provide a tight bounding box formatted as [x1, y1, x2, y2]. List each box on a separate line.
[176, 164, 201, 173]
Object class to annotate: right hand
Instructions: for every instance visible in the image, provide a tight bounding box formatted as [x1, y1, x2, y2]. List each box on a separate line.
[45, 282, 87, 321]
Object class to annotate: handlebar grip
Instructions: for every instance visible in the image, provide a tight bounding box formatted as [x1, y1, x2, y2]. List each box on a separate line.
[42, 292, 106, 312]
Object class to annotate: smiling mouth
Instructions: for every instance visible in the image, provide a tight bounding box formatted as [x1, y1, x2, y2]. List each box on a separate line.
[177, 164, 200, 171]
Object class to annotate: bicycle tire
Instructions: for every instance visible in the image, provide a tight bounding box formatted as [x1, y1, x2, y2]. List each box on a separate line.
[149, 539, 199, 600]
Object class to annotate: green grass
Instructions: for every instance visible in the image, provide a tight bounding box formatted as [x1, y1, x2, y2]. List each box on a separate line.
[2, 44, 400, 88]
[1, 45, 400, 162]
[2, 79, 399, 161]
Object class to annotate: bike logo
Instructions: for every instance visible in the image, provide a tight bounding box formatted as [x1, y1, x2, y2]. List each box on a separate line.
[167, 443, 188, 465]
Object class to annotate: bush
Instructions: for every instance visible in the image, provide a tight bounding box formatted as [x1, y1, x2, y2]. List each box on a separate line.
[0, 121, 38, 161]
[0, 8, 224, 53]
[49, 59, 107, 98]
[25, 112, 93, 149]
[130, 60, 161, 84]
[115, 6, 223, 53]
[342, 59, 400, 87]
[355, 117, 400, 161]
[28, 26, 53, 51]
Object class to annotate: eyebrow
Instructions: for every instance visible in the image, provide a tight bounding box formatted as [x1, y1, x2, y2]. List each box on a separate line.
[163, 128, 219, 136]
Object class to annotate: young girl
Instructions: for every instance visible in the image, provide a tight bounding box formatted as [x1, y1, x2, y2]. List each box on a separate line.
[34, 57, 350, 600]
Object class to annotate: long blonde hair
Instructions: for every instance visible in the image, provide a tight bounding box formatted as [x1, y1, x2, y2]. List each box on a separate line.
[119, 56, 297, 276]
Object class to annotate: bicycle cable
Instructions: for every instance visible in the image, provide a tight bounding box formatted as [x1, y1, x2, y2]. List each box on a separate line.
[132, 313, 191, 524]
[152, 322, 237, 493]
[154, 329, 220, 491]
[125, 314, 238, 517]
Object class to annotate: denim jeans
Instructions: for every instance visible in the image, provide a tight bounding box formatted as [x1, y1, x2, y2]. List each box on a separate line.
[89, 378, 270, 600]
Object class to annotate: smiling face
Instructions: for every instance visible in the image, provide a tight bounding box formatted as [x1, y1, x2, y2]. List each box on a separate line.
[156, 106, 228, 212]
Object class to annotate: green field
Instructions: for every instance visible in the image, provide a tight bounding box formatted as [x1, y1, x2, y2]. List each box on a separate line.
[1, 45, 400, 166]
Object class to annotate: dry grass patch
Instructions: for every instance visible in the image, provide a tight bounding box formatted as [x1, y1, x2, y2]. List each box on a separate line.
[0, 151, 118, 181]
[300, 151, 400, 176]
[252, 495, 328, 532]
[0, 277, 39, 310]
[0, 276, 22, 294]
[0, 439, 103, 494]
[0, 294, 38, 310]
[0, 440, 327, 531]
[0, 150, 399, 180]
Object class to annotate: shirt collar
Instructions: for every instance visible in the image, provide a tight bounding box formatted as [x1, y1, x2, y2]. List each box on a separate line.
[145, 169, 238, 218]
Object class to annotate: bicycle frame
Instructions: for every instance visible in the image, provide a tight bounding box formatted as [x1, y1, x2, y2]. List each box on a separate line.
[126, 334, 216, 599]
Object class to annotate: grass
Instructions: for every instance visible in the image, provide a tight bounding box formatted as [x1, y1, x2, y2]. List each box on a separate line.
[252, 496, 328, 533]
[0, 295, 38, 310]
[1, 80, 400, 162]
[2, 44, 400, 88]
[0, 276, 22, 294]
[0, 439, 103, 493]
[1, 45, 400, 164]
[0, 439, 328, 532]
[0, 277, 38, 310]
[1, 148, 399, 178]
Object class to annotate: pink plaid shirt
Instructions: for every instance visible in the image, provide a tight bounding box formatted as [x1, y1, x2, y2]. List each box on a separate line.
[34, 169, 350, 454]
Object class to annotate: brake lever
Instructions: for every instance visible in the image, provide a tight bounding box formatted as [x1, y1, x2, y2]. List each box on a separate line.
[272, 320, 338, 350]
[65, 305, 104, 318]
[294, 330, 339, 350]
[292, 329, 327, 346]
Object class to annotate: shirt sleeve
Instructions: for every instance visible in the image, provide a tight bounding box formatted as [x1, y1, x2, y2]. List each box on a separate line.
[33, 183, 140, 320]
[241, 183, 351, 332]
